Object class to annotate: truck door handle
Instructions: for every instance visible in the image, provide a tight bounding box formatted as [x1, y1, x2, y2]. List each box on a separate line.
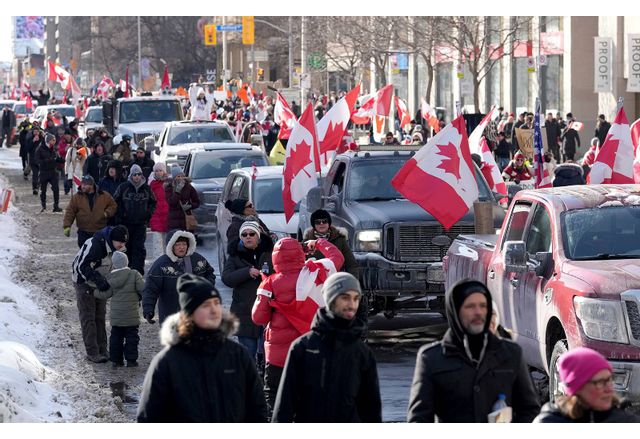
[510, 278, 519, 288]
[488, 270, 495, 279]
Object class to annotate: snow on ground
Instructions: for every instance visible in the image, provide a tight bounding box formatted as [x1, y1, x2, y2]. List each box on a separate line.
[0, 172, 73, 422]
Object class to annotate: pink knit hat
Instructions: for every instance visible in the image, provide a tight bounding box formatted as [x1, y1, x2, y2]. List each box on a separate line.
[558, 347, 612, 396]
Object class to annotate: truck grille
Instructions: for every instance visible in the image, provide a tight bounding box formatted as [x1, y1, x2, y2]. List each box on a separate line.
[626, 301, 640, 340]
[385, 222, 475, 262]
[133, 132, 155, 145]
[203, 191, 221, 206]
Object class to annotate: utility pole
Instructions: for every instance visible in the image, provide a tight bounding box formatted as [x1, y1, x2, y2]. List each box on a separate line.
[301, 16, 306, 106]
[288, 17, 293, 88]
[222, 16, 228, 82]
[138, 17, 142, 92]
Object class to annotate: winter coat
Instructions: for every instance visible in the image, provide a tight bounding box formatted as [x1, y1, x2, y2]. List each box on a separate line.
[494, 139, 511, 159]
[136, 313, 267, 422]
[561, 127, 581, 155]
[502, 162, 532, 182]
[63, 186, 117, 233]
[84, 152, 112, 182]
[98, 174, 125, 198]
[188, 85, 214, 121]
[534, 402, 640, 423]
[227, 214, 270, 243]
[272, 308, 381, 423]
[64, 147, 87, 185]
[113, 178, 157, 226]
[553, 163, 585, 187]
[18, 123, 32, 158]
[165, 180, 200, 231]
[57, 139, 72, 170]
[72, 226, 120, 287]
[142, 231, 216, 323]
[303, 226, 359, 278]
[222, 234, 274, 338]
[94, 267, 144, 327]
[595, 121, 611, 148]
[133, 156, 155, 180]
[27, 132, 45, 161]
[35, 143, 63, 177]
[545, 119, 561, 147]
[149, 178, 169, 233]
[252, 238, 345, 368]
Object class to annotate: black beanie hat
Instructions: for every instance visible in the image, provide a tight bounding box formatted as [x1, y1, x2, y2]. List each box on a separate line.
[311, 209, 332, 226]
[109, 225, 129, 243]
[178, 273, 221, 316]
[225, 198, 249, 215]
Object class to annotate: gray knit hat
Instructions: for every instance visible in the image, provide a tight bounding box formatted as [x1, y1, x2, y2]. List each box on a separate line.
[111, 251, 129, 270]
[322, 272, 361, 308]
[45, 133, 56, 144]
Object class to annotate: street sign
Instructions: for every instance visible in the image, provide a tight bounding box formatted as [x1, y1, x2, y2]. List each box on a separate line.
[204, 24, 216, 46]
[206, 69, 216, 82]
[527, 57, 536, 73]
[538, 54, 548, 66]
[217, 24, 242, 32]
[251, 50, 269, 62]
[456, 63, 464, 79]
[242, 16, 254, 45]
[307, 52, 326, 70]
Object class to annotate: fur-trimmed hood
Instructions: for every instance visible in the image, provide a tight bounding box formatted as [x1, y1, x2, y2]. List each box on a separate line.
[554, 162, 584, 176]
[165, 230, 197, 262]
[159, 311, 239, 347]
[303, 225, 348, 241]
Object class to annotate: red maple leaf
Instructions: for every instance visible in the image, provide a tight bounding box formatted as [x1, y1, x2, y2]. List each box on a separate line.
[305, 260, 330, 286]
[319, 121, 345, 155]
[284, 139, 313, 182]
[594, 133, 619, 170]
[436, 142, 462, 180]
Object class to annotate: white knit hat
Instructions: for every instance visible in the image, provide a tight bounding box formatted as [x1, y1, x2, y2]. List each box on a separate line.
[239, 221, 261, 237]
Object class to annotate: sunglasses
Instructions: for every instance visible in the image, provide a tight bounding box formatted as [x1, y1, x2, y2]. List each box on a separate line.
[314, 219, 329, 225]
[132, 173, 143, 176]
[241, 232, 257, 238]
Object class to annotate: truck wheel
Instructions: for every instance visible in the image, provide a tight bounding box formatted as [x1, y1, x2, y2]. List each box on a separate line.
[549, 339, 568, 403]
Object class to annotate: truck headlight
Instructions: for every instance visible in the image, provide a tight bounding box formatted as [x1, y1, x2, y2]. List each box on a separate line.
[574, 297, 629, 344]
[356, 230, 381, 252]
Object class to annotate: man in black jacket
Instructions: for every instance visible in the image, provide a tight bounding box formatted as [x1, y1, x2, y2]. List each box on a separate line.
[113, 164, 157, 275]
[1, 104, 16, 147]
[407, 278, 540, 422]
[561, 113, 581, 162]
[272, 272, 382, 423]
[35, 133, 64, 212]
[137, 273, 267, 422]
[595, 114, 611, 148]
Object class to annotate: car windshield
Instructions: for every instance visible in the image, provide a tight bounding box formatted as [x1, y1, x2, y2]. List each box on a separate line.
[85, 108, 102, 123]
[252, 177, 299, 213]
[346, 158, 492, 202]
[13, 104, 28, 114]
[53, 107, 76, 118]
[562, 206, 640, 260]
[192, 154, 268, 179]
[167, 126, 234, 145]
[119, 101, 182, 124]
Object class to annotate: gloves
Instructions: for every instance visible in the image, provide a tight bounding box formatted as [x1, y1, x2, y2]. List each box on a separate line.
[181, 202, 192, 212]
[96, 278, 110, 292]
[63, 227, 71, 237]
[144, 312, 156, 324]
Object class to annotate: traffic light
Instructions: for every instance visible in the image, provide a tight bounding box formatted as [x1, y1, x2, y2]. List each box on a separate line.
[257, 68, 264, 81]
[204, 24, 216, 46]
[242, 16, 254, 45]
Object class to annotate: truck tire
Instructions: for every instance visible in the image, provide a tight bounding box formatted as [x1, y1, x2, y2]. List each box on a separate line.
[548, 339, 568, 403]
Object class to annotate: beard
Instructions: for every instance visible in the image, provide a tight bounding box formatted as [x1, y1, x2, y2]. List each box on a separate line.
[465, 321, 485, 335]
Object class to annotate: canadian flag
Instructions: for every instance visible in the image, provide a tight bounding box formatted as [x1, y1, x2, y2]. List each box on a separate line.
[282, 103, 320, 223]
[161, 65, 171, 90]
[391, 115, 478, 230]
[48, 60, 72, 90]
[317, 84, 359, 166]
[588, 107, 635, 185]
[274, 92, 297, 140]
[568, 121, 584, 131]
[395, 96, 411, 128]
[468, 105, 496, 155]
[97, 75, 115, 98]
[375, 84, 393, 116]
[480, 137, 507, 197]
[631, 118, 640, 182]
[68, 75, 82, 101]
[421, 98, 441, 133]
[351, 93, 375, 125]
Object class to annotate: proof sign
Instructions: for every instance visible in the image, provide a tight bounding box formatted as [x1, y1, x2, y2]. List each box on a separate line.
[594, 37, 613, 93]
[628, 34, 640, 92]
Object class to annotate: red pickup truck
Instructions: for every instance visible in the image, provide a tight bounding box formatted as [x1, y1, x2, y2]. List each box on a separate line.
[444, 184, 640, 406]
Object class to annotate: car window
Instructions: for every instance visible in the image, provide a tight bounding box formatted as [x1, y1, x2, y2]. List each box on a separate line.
[501, 202, 532, 249]
[167, 126, 234, 145]
[525, 203, 552, 255]
[119, 101, 182, 124]
[85, 108, 102, 122]
[56, 107, 76, 118]
[253, 177, 299, 213]
[191, 154, 268, 179]
[228, 175, 245, 201]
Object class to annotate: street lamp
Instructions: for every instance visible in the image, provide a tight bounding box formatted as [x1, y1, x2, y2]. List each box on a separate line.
[253, 17, 293, 89]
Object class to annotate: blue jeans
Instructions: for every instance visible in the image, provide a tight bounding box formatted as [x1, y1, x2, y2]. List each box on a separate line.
[237, 336, 258, 358]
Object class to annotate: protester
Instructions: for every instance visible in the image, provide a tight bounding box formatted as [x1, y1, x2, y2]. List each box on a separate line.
[84, 143, 111, 183]
[501, 152, 532, 183]
[148, 163, 170, 239]
[552, 162, 586, 187]
[0, 104, 16, 147]
[595, 114, 611, 148]
[137, 273, 267, 422]
[36, 133, 64, 213]
[494, 131, 512, 171]
[133, 145, 155, 179]
[224, 198, 270, 243]
[58, 132, 74, 194]
[98, 160, 125, 198]
[165, 171, 200, 234]
[112, 134, 134, 176]
[545, 112, 562, 163]
[64, 138, 88, 195]
[93, 251, 144, 368]
[188, 83, 214, 121]
[27, 128, 45, 195]
[18, 118, 32, 178]
[561, 113, 581, 162]
[272, 272, 381, 423]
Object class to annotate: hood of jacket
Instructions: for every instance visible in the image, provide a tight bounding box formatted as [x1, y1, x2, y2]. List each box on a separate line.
[445, 278, 493, 345]
[227, 232, 274, 258]
[554, 162, 584, 178]
[165, 230, 197, 262]
[272, 237, 305, 273]
[311, 307, 366, 341]
[106, 267, 135, 289]
[303, 226, 348, 241]
[159, 311, 238, 347]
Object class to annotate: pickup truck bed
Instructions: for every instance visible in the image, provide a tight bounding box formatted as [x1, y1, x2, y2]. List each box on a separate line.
[445, 234, 499, 288]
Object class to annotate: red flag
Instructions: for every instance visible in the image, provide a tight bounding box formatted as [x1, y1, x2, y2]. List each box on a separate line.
[394, 96, 411, 128]
[480, 137, 507, 197]
[274, 92, 297, 140]
[351, 93, 375, 124]
[421, 98, 441, 134]
[374, 84, 393, 116]
[588, 107, 635, 184]
[631, 119, 640, 182]
[161, 65, 171, 90]
[25, 94, 33, 110]
[317, 84, 360, 166]
[48, 60, 73, 90]
[468, 106, 496, 155]
[282, 103, 320, 223]
[251, 162, 258, 180]
[391, 115, 478, 230]
[124, 65, 130, 98]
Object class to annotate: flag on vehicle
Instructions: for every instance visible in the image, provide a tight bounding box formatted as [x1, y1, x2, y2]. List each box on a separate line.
[395, 96, 411, 128]
[468, 105, 496, 155]
[421, 98, 441, 134]
[161, 65, 171, 90]
[533, 98, 551, 188]
[282, 103, 320, 223]
[588, 106, 635, 184]
[274, 92, 297, 140]
[391, 114, 478, 230]
[317, 84, 360, 166]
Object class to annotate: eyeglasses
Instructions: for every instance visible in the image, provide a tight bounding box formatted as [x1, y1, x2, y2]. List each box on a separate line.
[314, 219, 329, 225]
[587, 375, 614, 389]
[132, 173, 143, 177]
[241, 232, 257, 238]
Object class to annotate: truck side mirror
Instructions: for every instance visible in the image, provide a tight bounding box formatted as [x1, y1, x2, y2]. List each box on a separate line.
[534, 252, 553, 278]
[306, 186, 323, 213]
[324, 194, 338, 213]
[504, 241, 527, 273]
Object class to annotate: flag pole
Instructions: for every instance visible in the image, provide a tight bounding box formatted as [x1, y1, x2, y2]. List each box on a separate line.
[616, 96, 624, 113]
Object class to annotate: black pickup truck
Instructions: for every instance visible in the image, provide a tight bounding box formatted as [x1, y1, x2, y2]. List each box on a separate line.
[300, 147, 505, 317]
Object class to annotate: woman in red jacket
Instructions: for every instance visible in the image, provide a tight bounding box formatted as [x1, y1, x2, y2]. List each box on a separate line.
[149, 163, 169, 243]
[252, 237, 344, 415]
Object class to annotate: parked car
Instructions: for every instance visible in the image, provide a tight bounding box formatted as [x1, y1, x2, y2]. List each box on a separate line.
[11, 101, 33, 126]
[152, 120, 236, 168]
[182, 144, 269, 239]
[215, 165, 298, 270]
[444, 184, 640, 407]
[78, 105, 103, 138]
[300, 146, 504, 318]
[32, 104, 76, 126]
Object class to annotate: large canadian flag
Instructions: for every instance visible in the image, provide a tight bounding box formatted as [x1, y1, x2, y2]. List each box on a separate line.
[421, 98, 441, 133]
[375, 84, 393, 116]
[588, 107, 635, 185]
[317, 84, 360, 166]
[274, 92, 297, 140]
[97, 75, 115, 98]
[391, 115, 478, 230]
[48, 60, 72, 89]
[283, 103, 320, 223]
[395, 96, 411, 128]
[468, 106, 496, 155]
[631, 118, 640, 182]
[351, 93, 375, 124]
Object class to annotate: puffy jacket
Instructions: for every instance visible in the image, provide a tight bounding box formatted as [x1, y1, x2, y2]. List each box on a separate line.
[149, 178, 169, 232]
[94, 267, 144, 327]
[137, 313, 267, 422]
[165, 180, 200, 231]
[113, 179, 157, 226]
[534, 402, 640, 423]
[142, 231, 216, 323]
[222, 234, 274, 338]
[27, 133, 45, 160]
[272, 308, 381, 422]
[303, 226, 358, 278]
[251, 238, 344, 367]
[35, 143, 63, 176]
[553, 163, 585, 187]
[71, 226, 118, 286]
[63, 186, 117, 233]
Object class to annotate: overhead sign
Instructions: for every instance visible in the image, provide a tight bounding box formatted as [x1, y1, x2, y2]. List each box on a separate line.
[594, 37, 613, 93]
[627, 34, 640, 92]
[217, 24, 243, 32]
[242, 16, 254, 45]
